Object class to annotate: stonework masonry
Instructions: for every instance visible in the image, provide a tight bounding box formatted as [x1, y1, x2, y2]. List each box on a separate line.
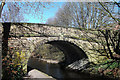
[9, 23, 101, 64]
[0, 23, 104, 71]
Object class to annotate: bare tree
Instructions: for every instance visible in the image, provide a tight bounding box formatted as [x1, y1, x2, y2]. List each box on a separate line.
[47, 2, 119, 29]
[2, 2, 21, 22]
[47, 18, 57, 25]
[48, 3, 73, 27]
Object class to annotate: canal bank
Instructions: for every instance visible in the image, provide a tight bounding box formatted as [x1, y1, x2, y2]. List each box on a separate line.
[24, 69, 56, 80]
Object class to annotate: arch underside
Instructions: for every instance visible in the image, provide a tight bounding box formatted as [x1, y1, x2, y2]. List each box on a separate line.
[46, 40, 88, 67]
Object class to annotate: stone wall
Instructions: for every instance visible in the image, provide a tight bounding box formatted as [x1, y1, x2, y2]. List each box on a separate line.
[10, 23, 96, 40]
[8, 36, 100, 63]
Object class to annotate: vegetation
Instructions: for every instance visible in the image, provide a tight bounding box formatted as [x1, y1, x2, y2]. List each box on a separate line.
[87, 59, 120, 78]
[2, 47, 28, 79]
[47, 2, 119, 28]
[85, 29, 120, 78]
[33, 44, 65, 61]
[97, 29, 120, 60]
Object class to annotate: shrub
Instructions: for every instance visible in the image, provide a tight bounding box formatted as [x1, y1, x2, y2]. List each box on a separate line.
[89, 59, 120, 78]
[2, 48, 27, 80]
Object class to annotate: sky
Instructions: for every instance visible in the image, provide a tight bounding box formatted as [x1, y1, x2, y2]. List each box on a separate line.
[0, 2, 64, 23]
[0, 1, 119, 23]
[27, 2, 64, 23]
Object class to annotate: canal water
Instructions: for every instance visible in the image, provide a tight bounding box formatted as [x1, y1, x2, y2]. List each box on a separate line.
[27, 58, 115, 80]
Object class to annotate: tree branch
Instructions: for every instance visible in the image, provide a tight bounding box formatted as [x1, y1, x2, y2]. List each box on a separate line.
[99, 2, 118, 22]
[0, 1, 5, 18]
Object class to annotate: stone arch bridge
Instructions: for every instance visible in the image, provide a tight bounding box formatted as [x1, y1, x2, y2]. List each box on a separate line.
[8, 23, 99, 69]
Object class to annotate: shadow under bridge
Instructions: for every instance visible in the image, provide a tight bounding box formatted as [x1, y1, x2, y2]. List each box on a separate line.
[46, 40, 89, 67]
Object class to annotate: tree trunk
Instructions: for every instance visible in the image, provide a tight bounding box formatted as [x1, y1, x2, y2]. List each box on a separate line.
[2, 23, 11, 57]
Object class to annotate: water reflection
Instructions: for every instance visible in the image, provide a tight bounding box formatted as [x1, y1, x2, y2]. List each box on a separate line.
[27, 58, 115, 80]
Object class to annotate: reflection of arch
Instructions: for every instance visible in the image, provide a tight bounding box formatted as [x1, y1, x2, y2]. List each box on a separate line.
[46, 40, 88, 67]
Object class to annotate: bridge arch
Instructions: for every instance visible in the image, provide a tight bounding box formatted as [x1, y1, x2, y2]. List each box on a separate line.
[30, 39, 89, 67]
[46, 40, 88, 66]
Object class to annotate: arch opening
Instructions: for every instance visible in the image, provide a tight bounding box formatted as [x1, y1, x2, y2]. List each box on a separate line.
[31, 43, 65, 62]
[27, 40, 89, 72]
[46, 40, 88, 67]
